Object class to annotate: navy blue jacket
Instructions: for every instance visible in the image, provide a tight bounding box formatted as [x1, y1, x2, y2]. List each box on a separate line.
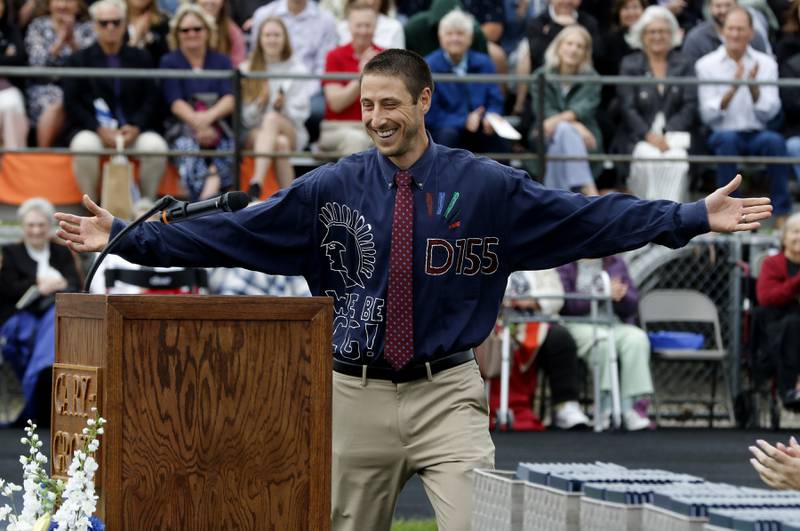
[424, 49, 504, 130]
[110, 138, 709, 366]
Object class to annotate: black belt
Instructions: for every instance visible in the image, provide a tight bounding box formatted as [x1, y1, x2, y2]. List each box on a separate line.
[333, 350, 475, 383]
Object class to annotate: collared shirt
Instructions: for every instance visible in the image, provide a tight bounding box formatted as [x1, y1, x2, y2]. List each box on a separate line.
[249, 0, 339, 78]
[109, 137, 709, 367]
[444, 52, 469, 76]
[425, 49, 504, 129]
[322, 42, 383, 121]
[105, 53, 126, 126]
[547, 5, 578, 24]
[696, 45, 781, 131]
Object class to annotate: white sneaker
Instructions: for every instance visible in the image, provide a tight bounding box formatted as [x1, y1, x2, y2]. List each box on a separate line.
[623, 410, 651, 431]
[554, 401, 590, 430]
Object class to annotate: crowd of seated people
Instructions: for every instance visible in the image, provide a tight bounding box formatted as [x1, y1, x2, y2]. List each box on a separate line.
[0, 0, 799, 209]
[3, 0, 800, 428]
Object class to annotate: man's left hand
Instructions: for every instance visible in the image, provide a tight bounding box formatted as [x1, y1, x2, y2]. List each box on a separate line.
[705, 174, 772, 232]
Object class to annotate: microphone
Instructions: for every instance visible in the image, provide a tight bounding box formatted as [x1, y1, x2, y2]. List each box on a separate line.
[160, 191, 250, 224]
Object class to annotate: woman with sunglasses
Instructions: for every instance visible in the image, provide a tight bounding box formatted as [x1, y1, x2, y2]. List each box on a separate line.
[24, 0, 94, 146]
[160, 3, 234, 200]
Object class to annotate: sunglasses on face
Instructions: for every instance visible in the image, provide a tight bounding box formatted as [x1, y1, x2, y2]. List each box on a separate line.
[178, 26, 205, 34]
[96, 18, 122, 28]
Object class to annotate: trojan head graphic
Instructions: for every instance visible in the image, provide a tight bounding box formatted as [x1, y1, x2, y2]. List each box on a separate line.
[319, 203, 376, 288]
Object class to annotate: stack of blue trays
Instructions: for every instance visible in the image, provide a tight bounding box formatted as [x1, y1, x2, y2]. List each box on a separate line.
[651, 491, 800, 520]
[707, 507, 800, 530]
[515, 462, 626, 486]
[515, 462, 705, 494]
[545, 469, 703, 493]
[582, 481, 722, 506]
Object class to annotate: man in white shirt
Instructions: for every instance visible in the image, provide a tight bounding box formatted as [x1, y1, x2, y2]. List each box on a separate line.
[248, 0, 339, 79]
[696, 7, 792, 222]
[680, 0, 771, 66]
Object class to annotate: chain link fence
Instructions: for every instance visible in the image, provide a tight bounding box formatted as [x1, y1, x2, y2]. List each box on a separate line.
[622, 233, 799, 427]
[626, 236, 741, 425]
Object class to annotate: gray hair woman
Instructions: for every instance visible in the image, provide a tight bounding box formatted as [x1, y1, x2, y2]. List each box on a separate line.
[614, 5, 696, 202]
[531, 25, 601, 194]
[0, 197, 81, 426]
[753, 212, 800, 410]
[0, 198, 81, 325]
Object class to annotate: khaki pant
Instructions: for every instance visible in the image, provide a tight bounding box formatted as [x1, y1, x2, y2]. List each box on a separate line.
[332, 360, 495, 531]
[566, 322, 654, 398]
[70, 129, 168, 200]
[317, 120, 373, 156]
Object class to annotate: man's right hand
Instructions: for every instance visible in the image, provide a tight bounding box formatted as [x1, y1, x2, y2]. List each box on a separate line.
[97, 126, 117, 148]
[54, 195, 114, 253]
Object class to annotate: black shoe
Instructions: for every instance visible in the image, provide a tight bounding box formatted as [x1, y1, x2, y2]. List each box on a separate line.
[247, 182, 262, 201]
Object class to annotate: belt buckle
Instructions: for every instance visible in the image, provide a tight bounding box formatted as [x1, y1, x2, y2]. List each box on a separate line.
[390, 365, 423, 383]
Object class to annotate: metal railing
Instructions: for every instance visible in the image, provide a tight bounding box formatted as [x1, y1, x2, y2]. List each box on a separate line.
[2, 65, 799, 189]
[2, 65, 787, 417]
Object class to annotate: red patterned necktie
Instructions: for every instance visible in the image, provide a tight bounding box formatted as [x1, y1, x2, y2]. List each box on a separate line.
[385, 170, 415, 371]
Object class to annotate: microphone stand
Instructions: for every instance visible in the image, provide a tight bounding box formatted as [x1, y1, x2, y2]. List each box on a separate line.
[82, 195, 179, 293]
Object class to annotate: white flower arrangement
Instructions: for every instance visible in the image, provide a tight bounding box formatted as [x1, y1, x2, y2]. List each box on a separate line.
[0, 409, 106, 531]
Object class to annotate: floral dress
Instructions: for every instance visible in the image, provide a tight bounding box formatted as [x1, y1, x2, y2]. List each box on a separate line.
[160, 50, 234, 201]
[24, 16, 94, 123]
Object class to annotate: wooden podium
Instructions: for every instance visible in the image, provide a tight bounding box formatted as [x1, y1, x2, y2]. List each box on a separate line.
[52, 294, 332, 530]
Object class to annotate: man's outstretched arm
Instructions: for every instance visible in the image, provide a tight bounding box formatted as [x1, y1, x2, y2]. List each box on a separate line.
[506, 174, 772, 272]
[55, 180, 315, 275]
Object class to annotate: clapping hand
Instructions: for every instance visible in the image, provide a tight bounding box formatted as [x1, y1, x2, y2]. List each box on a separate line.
[750, 437, 800, 490]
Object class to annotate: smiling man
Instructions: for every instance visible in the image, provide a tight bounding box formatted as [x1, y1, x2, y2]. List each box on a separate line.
[56, 48, 772, 531]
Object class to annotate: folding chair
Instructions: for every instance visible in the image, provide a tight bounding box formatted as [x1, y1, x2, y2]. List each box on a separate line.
[639, 289, 735, 427]
[104, 267, 208, 294]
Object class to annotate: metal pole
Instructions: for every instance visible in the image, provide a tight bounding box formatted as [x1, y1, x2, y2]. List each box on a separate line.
[536, 71, 546, 180]
[232, 69, 242, 190]
[499, 324, 512, 431]
[590, 293, 603, 432]
[729, 236, 743, 401]
[600, 272, 622, 429]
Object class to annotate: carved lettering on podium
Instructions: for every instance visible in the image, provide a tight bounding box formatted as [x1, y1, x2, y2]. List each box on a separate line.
[51, 364, 102, 480]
